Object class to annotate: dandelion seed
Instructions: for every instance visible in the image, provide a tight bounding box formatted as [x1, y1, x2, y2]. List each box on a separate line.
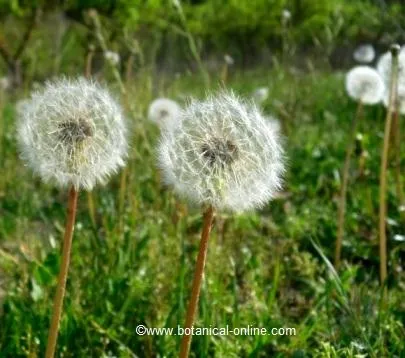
[148, 98, 181, 131]
[353, 44, 375, 63]
[104, 51, 120, 66]
[158, 91, 284, 212]
[252, 87, 269, 104]
[18, 78, 127, 191]
[345, 66, 384, 104]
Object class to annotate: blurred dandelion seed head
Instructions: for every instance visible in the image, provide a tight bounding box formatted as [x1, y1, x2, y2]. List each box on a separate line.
[104, 51, 120, 66]
[345, 66, 384, 104]
[0, 76, 10, 91]
[158, 91, 285, 212]
[148, 98, 181, 131]
[377, 48, 405, 87]
[383, 84, 405, 114]
[282, 9, 291, 25]
[252, 87, 269, 104]
[353, 44, 375, 63]
[224, 54, 235, 66]
[17, 77, 128, 190]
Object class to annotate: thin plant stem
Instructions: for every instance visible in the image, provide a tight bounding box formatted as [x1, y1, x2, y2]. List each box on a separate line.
[392, 110, 405, 218]
[379, 44, 400, 288]
[84, 45, 97, 229]
[172, 0, 210, 89]
[335, 100, 363, 268]
[179, 205, 214, 358]
[88, 9, 126, 95]
[85, 45, 95, 79]
[45, 186, 79, 358]
[118, 164, 128, 234]
[87, 191, 96, 229]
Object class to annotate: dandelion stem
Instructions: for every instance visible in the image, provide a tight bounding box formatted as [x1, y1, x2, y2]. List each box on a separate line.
[45, 186, 78, 358]
[179, 205, 214, 358]
[87, 191, 96, 228]
[379, 44, 400, 288]
[118, 164, 128, 233]
[392, 110, 405, 219]
[335, 100, 363, 268]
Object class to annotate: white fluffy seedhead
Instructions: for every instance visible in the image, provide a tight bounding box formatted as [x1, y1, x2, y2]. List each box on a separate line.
[266, 116, 281, 134]
[353, 44, 375, 63]
[0, 76, 10, 91]
[252, 87, 269, 104]
[158, 92, 285, 212]
[148, 98, 181, 131]
[224, 54, 234, 66]
[17, 77, 128, 191]
[377, 49, 405, 88]
[383, 84, 405, 114]
[104, 51, 120, 66]
[345, 66, 384, 104]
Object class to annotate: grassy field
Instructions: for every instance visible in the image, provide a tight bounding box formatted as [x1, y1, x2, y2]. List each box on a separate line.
[0, 65, 404, 357]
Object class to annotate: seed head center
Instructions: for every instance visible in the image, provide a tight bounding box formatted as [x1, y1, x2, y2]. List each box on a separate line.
[57, 119, 94, 146]
[201, 137, 239, 167]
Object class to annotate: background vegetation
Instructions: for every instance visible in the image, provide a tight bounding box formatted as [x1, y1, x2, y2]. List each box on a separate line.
[0, 0, 404, 357]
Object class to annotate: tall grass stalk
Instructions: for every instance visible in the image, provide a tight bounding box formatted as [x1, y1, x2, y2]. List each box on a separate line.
[379, 44, 399, 288]
[172, 0, 210, 89]
[335, 100, 363, 268]
[45, 186, 78, 358]
[179, 205, 214, 358]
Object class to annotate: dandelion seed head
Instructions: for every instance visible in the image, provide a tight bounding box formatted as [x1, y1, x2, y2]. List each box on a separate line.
[353, 44, 375, 63]
[17, 77, 128, 190]
[104, 51, 120, 66]
[0, 76, 10, 91]
[158, 92, 285, 212]
[224, 54, 235, 66]
[282, 9, 291, 23]
[383, 84, 405, 114]
[377, 48, 405, 87]
[148, 98, 181, 131]
[252, 87, 269, 104]
[345, 66, 384, 104]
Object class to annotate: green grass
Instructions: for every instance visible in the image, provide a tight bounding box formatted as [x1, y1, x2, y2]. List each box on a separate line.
[0, 65, 404, 357]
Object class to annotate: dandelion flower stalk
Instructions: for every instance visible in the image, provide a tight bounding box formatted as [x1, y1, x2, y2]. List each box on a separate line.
[335, 100, 363, 268]
[18, 78, 127, 357]
[379, 44, 400, 288]
[158, 92, 284, 357]
[335, 66, 384, 268]
[179, 205, 214, 358]
[45, 186, 78, 358]
[84, 44, 97, 229]
[392, 102, 405, 219]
